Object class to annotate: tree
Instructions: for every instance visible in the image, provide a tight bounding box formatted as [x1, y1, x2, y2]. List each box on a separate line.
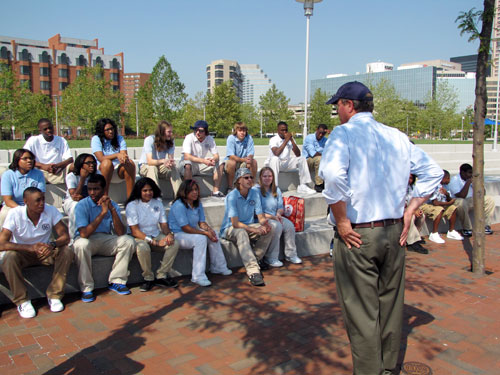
[259, 84, 294, 134]
[0, 64, 16, 137]
[240, 103, 261, 136]
[205, 81, 241, 137]
[309, 88, 333, 130]
[177, 91, 207, 136]
[456, 0, 495, 274]
[128, 80, 155, 136]
[150, 55, 187, 122]
[369, 80, 405, 130]
[60, 66, 123, 133]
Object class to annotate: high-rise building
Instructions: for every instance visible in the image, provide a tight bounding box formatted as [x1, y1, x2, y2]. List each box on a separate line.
[492, 0, 500, 77]
[123, 73, 151, 112]
[206, 59, 243, 100]
[240, 64, 273, 107]
[0, 34, 124, 104]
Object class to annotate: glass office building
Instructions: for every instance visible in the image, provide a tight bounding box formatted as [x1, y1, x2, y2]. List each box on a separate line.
[240, 64, 273, 107]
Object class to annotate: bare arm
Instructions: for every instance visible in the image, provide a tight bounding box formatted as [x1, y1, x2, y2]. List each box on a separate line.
[52, 221, 70, 247]
[454, 179, 471, 199]
[329, 201, 362, 249]
[1, 196, 18, 209]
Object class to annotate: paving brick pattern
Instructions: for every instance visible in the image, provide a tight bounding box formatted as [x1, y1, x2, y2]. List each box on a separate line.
[0, 225, 499, 374]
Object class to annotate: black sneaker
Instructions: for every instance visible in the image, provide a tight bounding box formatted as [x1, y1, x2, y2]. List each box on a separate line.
[407, 243, 429, 254]
[156, 277, 179, 288]
[485, 226, 493, 235]
[249, 273, 265, 287]
[418, 239, 426, 245]
[258, 260, 270, 271]
[462, 229, 473, 237]
[140, 280, 154, 292]
[314, 184, 324, 193]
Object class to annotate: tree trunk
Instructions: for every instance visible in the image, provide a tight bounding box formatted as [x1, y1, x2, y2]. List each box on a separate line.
[472, 0, 495, 274]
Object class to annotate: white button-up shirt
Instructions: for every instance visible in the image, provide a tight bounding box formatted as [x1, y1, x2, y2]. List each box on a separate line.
[319, 112, 443, 224]
[267, 135, 293, 162]
[181, 133, 218, 161]
[24, 134, 72, 164]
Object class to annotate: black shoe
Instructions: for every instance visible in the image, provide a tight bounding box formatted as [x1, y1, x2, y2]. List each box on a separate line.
[156, 277, 179, 288]
[462, 229, 473, 237]
[418, 239, 426, 245]
[140, 280, 154, 292]
[249, 273, 265, 286]
[314, 184, 324, 193]
[485, 226, 493, 235]
[258, 260, 270, 271]
[407, 243, 429, 254]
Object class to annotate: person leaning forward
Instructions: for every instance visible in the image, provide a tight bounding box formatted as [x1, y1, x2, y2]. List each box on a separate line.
[319, 81, 443, 375]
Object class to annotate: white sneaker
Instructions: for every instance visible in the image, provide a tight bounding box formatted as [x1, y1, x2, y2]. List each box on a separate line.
[285, 256, 303, 264]
[447, 230, 464, 241]
[17, 301, 36, 319]
[297, 184, 316, 195]
[428, 232, 445, 244]
[191, 278, 212, 287]
[211, 268, 233, 276]
[266, 259, 284, 268]
[48, 298, 64, 313]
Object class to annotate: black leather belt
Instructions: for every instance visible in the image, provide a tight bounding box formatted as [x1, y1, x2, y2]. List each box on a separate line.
[351, 218, 402, 229]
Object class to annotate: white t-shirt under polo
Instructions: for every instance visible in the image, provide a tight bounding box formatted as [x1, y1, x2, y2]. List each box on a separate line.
[181, 133, 218, 161]
[2, 204, 62, 245]
[24, 134, 72, 164]
[267, 135, 293, 162]
[125, 198, 167, 238]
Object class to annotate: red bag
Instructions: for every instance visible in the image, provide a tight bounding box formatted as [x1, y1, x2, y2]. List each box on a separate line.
[283, 196, 305, 232]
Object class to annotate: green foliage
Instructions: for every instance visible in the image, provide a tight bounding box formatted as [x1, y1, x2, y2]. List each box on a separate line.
[309, 89, 334, 130]
[240, 103, 261, 136]
[259, 84, 294, 133]
[205, 81, 241, 137]
[150, 55, 187, 122]
[176, 91, 206, 136]
[128, 80, 155, 136]
[60, 66, 123, 132]
[369, 80, 405, 130]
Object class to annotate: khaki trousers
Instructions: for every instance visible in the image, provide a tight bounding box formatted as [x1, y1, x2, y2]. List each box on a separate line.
[406, 214, 425, 245]
[307, 155, 323, 185]
[223, 224, 274, 276]
[454, 196, 495, 229]
[73, 233, 135, 292]
[1, 246, 74, 305]
[135, 234, 180, 281]
[139, 164, 182, 195]
[334, 223, 405, 375]
[42, 164, 71, 184]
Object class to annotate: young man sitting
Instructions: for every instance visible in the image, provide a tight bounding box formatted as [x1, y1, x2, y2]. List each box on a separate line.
[421, 170, 464, 244]
[0, 187, 73, 318]
[72, 174, 136, 302]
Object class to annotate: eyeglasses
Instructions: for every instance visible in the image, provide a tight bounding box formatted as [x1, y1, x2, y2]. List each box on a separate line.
[104, 127, 114, 132]
[20, 157, 34, 161]
[242, 176, 253, 180]
[195, 128, 206, 134]
[83, 161, 96, 165]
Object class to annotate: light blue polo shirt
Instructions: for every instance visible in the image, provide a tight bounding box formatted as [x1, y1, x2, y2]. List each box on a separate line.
[138, 135, 175, 167]
[168, 199, 206, 233]
[303, 133, 327, 159]
[91, 134, 127, 167]
[219, 188, 262, 236]
[74, 196, 122, 238]
[224, 134, 255, 161]
[252, 185, 283, 216]
[1, 169, 46, 205]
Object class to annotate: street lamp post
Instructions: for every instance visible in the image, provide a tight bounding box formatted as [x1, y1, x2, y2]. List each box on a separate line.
[53, 95, 59, 136]
[135, 98, 139, 137]
[296, 0, 322, 140]
[461, 116, 464, 141]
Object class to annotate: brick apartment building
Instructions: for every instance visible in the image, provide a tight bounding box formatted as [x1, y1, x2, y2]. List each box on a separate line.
[123, 73, 151, 112]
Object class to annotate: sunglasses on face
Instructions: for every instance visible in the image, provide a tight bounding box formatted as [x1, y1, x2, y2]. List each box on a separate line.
[195, 128, 206, 134]
[242, 176, 253, 180]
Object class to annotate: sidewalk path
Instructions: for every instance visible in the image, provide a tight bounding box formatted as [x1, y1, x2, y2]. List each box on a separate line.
[0, 225, 499, 375]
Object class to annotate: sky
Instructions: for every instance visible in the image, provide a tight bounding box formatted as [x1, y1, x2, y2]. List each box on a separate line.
[1, 0, 485, 104]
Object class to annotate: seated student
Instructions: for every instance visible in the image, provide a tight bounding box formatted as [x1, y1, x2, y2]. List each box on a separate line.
[421, 170, 464, 244]
[224, 122, 258, 192]
[63, 153, 97, 239]
[91, 118, 136, 196]
[405, 174, 428, 254]
[253, 167, 302, 267]
[447, 163, 495, 236]
[138, 120, 181, 195]
[303, 124, 328, 192]
[72, 174, 136, 302]
[178, 120, 225, 197]
[0, 149, 45, 227]
[125, 177, 180, 292]
[24, 118, 73, 184]
[220, 168, 274, 287]
[0, 187, 73, 319]
[168, 179, 232, 287]
[266, 121, 315, 195]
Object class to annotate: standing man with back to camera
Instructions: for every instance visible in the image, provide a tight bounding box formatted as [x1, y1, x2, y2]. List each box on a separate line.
[319, 81, 443, 375]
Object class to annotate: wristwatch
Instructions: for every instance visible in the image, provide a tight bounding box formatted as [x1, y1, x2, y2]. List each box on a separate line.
[49, 241, 57, 249]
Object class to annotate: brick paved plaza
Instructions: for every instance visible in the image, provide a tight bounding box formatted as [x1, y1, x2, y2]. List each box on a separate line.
[1, 225, 499, 375]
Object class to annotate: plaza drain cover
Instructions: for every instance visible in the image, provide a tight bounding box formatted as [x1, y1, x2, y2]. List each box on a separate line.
[401, 361, 433, 375]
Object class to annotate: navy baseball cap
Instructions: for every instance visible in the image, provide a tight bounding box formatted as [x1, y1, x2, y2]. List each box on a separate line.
[325, 81, 373, 105]
[190, 120, 209, 130]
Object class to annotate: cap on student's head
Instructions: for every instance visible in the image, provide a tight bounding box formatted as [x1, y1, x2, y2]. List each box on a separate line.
[190, 120, 209, 130]
[325, 81, 373, 105]
[234, 168, 252, 184]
